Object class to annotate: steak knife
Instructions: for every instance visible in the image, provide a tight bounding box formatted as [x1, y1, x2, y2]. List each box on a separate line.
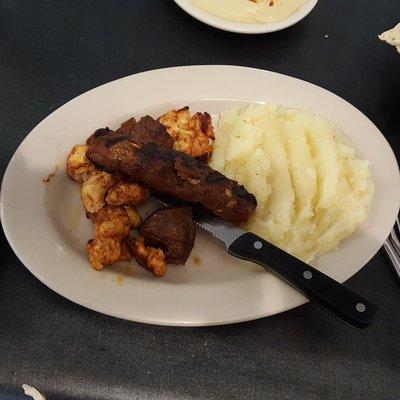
[153, 197, 378, 329]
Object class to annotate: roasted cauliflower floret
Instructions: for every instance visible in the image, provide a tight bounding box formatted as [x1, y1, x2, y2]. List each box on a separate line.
[125, 206, 142, 229]
[67, 145, 97, 182]
[106, 181, 149, 206]
[128, 236, 167, 277]
[81, 171, 117, 213]
[86, 206, 132, 270]
[119, 240, 133, 261]
[87, 237, 122, 270]
[87, 238, 132, 270]
[89, 205, 131, 239]
[159, 106, 215, 162]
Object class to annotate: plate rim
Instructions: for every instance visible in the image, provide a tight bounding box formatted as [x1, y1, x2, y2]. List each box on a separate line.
[1, 65, 399, 326]
[173, 0, 319, 34]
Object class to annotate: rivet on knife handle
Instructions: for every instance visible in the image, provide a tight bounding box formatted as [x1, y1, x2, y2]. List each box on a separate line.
[228, 232, 378, 329]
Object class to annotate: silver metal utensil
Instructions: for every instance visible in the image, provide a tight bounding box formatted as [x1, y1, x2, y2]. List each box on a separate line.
[392, 217, 400, 252]
[383, 220, 400, 282]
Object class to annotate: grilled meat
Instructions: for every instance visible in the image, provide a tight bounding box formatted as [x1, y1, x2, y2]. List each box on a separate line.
[86, 132, 257, 223]
[86, 116, 173, 150]
[116, 115, 174, 149]
[140, 206, 196, 265]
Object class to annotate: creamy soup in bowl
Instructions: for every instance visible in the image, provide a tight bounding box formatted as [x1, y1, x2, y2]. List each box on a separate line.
[191, 0, 309, 24]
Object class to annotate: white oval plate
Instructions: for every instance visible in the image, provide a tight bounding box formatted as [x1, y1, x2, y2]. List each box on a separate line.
[173, 0, 318, 34]
[1, 66, 399, 326]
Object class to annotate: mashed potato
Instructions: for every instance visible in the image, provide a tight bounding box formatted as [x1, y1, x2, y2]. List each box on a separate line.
[210, 104, 374, 261]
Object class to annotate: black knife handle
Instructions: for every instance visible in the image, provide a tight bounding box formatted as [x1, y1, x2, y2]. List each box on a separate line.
[228, 232, 378, 329]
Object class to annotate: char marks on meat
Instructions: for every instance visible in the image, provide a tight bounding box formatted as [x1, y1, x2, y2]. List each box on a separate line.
[116, 115, 174, 150]
[140, 205, 196, 265]
[87, 131, 257, 223]
[86, 116, 173, 150]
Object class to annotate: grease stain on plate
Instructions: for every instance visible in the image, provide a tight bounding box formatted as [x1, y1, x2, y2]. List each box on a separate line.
[192, 255, 202, 266]
[42, 165, 59, 183]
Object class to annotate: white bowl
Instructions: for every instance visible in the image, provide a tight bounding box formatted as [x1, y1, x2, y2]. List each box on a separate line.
[173, 0, 318, 34]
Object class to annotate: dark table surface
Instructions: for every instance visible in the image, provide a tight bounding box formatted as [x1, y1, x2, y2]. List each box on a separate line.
[1, 1, 400, 399]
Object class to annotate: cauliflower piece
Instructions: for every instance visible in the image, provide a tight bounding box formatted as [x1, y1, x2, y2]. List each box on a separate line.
[120, 240, 133, 261]
[125, 206, 142, 228]
[129, 236, 167, 277]
[67, 145, 96, 182]
[87, 237, 132, 270]
[86, 205, 132, 270]
[159, 106, 215, 162]
[87, 237, 122, 270]
[89, 205, 131, 239]
[106, 181, 149, 206]
[81, 171, 117, 213]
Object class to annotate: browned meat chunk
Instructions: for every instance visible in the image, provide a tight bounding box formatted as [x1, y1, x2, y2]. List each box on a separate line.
[116, 115, 174, 150]
[86, 116, 173, 150]
[115, 117, 136, 135]
[86, 128, 114, 145]
[86, 133, 256, 224]
[140, 206, 196, 265]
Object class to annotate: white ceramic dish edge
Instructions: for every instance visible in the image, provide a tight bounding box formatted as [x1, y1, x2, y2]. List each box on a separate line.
[173, 0, 318, 34]
[1, 65, 399, 326]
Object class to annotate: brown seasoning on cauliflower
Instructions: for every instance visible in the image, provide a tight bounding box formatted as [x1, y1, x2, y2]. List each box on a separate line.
[106, 181, 149, 207]
[81, 171, 117, 213]
[86, 205, 132, 270]
[159, 106, 215, 162]
[67, 145, 97, 182]
[128, 236, 167, 277]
